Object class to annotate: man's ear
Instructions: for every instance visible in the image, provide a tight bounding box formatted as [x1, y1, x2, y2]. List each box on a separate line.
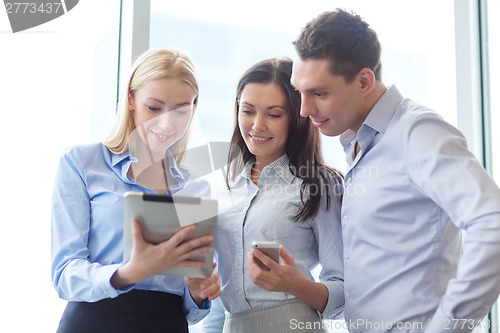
[357, 68, 376, 96]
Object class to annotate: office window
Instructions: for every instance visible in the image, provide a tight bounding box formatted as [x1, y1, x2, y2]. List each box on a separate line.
[0, 1, 120, 332]
[150, 0, 457, 175]
[488, 0, 500, 181]
[485, 0, 500, 331]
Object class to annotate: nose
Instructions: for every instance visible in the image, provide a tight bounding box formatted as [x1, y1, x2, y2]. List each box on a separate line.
[299, 94, 317, 118]
[156, 112, 174, 130]
[252, 113, 267, 132]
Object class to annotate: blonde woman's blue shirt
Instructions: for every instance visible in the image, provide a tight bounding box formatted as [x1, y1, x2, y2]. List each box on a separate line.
[51, 143, 211, 325]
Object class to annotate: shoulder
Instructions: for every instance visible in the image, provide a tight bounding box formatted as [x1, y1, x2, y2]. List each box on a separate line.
[60, 142, 106, 161]
[57, 142, 110, 174]
[390, 99, 465, 145]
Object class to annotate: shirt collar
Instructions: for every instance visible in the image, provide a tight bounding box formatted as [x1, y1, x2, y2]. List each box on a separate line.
[238, 154, 295, 185]
[166, 149, 190, 183]
[111, 150, 132, 167]
[362, 84, 403, 134]
[339, 85, 403, 150]
[110, 148, 189, 184]
[269, 154, 294, 184]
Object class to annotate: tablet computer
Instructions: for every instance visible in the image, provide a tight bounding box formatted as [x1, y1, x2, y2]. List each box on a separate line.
[123, 191, 217, 278]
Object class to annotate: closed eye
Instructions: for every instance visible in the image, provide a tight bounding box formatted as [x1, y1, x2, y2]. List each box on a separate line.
[147, 106, 161, 112]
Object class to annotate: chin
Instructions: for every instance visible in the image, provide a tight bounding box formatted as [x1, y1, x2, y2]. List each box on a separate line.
[319, 128, 337, 137]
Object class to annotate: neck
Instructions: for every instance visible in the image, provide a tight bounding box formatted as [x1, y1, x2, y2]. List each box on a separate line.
[352, 82, 387, 134]
[251, 158, 271, 185]
[128, 159, 176, 194]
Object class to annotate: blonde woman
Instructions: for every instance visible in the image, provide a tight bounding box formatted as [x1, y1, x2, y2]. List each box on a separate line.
[51, 47, 220, 333]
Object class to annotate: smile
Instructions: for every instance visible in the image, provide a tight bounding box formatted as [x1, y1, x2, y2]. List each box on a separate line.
[151, 130, 174, 143]
[310, 118, 328, 128]
[249, 134, 272, 143]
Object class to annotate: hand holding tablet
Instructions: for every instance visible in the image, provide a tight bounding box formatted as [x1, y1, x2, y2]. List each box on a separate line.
[122, 192, 218, 279]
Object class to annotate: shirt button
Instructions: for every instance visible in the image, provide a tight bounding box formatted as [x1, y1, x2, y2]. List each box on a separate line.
[237, 291, 242, 296]
[237, 260, 241, 266]
[343, 215, 348, 221]
[193, 310, 198, 314]
[347, 177, 352, 182]
[265, 169, 271, 174]
[345, 254, 349, 260]
[274, 179, 280, 184]
[346, 293, 351, 298]
[237, 232, 241, 238]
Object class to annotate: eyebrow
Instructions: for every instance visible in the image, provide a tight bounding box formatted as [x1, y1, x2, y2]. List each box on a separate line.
[241, 102, 287, 111]
[303, 86, 328, 93]
[147, 98, 191, 108]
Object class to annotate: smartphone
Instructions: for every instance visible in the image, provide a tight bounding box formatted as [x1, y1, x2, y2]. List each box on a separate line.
[252, 241, 280, 271]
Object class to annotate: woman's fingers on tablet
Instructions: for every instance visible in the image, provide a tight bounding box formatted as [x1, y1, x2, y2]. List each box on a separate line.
[176, 234, 213, 253]
[168, 224, 197, 246]
[176, 243, 214, 262]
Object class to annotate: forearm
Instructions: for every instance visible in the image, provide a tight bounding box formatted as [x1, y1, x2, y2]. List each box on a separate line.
[54, 259, 124, 302]
[287, 274, 329, 313]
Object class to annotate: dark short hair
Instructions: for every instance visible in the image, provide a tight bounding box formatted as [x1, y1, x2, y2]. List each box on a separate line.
[227, 58, 343, 220]
[293, 8, 382, 83]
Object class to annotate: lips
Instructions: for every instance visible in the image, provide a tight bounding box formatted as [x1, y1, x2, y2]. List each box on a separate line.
[310, 118, 328, 128]
[150, 130, 174, 143]
[249, 134, 272, 144]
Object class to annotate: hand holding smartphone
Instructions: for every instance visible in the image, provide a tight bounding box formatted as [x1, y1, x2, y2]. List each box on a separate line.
[252, 241, 280, 271]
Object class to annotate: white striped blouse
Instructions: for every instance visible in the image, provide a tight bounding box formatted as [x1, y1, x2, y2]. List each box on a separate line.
[209, 154, 344, 327]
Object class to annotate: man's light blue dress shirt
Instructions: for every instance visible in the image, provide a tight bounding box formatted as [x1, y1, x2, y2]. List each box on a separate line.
[340, 85, 500, 332]
[51, 143, 211, 325]
[203, 154, 344, 331]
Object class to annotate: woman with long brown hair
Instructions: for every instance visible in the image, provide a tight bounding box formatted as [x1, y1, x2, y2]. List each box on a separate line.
[203, 58, 344, 332]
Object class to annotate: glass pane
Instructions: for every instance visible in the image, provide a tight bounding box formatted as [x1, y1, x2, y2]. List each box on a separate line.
[0, 1, 120, 331]
[150, 0, 456, 176]
[485, 0, 500, 331]
[149, 1, 456, 332]
[488, 0, 500, 181]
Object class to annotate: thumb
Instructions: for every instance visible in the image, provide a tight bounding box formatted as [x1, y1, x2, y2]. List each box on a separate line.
[132, 220, 146, 248]
[279, 246, 294, 264]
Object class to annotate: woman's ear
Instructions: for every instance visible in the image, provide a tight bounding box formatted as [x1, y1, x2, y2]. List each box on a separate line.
[128, 92, 134, 111]
[357, 68, 376, 96]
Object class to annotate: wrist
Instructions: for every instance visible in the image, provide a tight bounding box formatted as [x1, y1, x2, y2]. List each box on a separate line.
[189, 288, 205, 307]
[111, 263, 139, 289]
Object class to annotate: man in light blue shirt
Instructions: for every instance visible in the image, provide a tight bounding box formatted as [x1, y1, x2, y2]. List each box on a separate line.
[291, 9, 500, 333]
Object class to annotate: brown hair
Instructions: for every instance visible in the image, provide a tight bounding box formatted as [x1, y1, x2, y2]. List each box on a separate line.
[226, 58, 343, 221]
[294, 9, 382, 83]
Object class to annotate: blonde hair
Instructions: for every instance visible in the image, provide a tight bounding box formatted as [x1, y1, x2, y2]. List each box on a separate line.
[103, 47, 199, 162]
